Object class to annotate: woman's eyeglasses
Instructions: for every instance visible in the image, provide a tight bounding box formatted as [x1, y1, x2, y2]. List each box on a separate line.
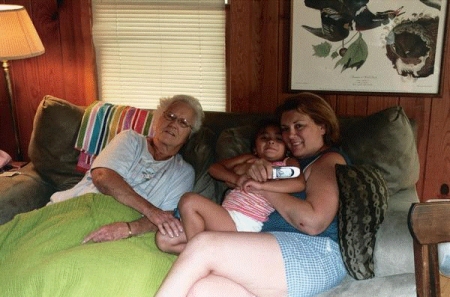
[163, 111, 193, 129]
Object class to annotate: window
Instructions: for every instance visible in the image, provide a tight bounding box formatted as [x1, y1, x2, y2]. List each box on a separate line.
[92, 0, 226, 111]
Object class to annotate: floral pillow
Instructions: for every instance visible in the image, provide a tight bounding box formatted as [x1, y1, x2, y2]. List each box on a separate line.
[335, 164, 389, 280]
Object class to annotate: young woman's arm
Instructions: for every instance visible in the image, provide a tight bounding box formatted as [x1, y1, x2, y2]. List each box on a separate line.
[242, 157, 305, 194]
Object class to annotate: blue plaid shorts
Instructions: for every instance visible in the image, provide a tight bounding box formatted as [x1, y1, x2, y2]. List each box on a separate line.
[270, 232, 347, 297]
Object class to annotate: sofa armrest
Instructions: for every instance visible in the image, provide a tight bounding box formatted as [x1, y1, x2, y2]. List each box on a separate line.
[0, 163, 56, 224]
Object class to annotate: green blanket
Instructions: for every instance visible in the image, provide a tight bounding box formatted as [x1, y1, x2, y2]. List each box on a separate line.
[0, 193, 176, 296]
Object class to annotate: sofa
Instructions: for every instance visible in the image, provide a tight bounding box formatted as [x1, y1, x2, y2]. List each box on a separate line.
[0, 95, 420, 296]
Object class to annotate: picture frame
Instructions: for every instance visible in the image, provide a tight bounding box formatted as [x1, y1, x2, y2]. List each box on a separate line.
[290, 0, 449, 95]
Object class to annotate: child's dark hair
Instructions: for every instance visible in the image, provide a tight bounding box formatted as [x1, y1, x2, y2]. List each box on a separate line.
[250, 118, 281, 153]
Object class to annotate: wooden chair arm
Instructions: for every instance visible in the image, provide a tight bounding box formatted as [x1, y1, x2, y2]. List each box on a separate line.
[408, 201, 450, 297]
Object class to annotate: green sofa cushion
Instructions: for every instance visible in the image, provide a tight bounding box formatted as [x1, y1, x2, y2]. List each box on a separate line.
[340, 106, 419, 196]
[28, 95, 85, 191]
[216, 124, 256, 160]
[0, 164, 54, 224]
[180, 127, 219, 203]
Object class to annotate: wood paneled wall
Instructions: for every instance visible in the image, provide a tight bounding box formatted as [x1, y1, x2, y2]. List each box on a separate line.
[0, 0, 97, 161]
[1, 0, 448, 201]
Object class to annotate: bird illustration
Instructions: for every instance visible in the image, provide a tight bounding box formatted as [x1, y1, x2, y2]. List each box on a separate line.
[302, 0, 404, 42]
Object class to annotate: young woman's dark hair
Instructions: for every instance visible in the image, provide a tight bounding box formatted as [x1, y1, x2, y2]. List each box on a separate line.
[275, 92, 340, 146]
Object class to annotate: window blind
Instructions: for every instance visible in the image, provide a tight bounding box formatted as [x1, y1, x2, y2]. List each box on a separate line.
[91, 0, 226, 111]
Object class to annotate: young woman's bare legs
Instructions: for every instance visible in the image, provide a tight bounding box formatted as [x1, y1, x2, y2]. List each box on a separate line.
[178, 192, 237, 240]
[155, 231, 288, 297]
[187, 275, 256, 297]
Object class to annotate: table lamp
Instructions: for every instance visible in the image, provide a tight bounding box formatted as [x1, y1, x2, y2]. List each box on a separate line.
[0, 4, 45, 161]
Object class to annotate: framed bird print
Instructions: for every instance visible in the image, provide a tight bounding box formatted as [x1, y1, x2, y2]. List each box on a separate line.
[290, 0, 449, 95]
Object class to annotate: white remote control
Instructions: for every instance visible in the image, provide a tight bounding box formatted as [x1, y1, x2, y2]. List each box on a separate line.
[272, 166, 301, 179]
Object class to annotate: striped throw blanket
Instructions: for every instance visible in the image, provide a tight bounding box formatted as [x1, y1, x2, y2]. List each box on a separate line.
[75, 101, 153, 171]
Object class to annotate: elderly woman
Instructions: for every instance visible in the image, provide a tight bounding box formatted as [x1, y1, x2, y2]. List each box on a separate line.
[50, 94, 204, 242]
[155, 93, 349, 297]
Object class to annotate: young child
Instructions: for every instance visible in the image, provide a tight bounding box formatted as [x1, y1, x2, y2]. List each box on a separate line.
[176, 119, 305, 241]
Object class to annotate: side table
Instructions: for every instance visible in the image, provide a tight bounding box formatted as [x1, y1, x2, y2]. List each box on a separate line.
[0, 161, 28, 175]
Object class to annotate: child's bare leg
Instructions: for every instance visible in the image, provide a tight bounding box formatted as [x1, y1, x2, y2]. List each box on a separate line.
[178, 192, 236, 240]
[155, 230, 187, 255]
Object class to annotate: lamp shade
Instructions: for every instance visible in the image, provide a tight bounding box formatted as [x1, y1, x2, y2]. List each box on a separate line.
[0, 5, 45, 60]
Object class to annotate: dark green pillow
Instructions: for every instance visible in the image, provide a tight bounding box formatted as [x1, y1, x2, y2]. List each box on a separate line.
[335, 164, 389, 280]
[215, 125, 256, 160]
[29, 95, 85, 190]
[180, 127, 219, 203]
[339, 106, 419, 196]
